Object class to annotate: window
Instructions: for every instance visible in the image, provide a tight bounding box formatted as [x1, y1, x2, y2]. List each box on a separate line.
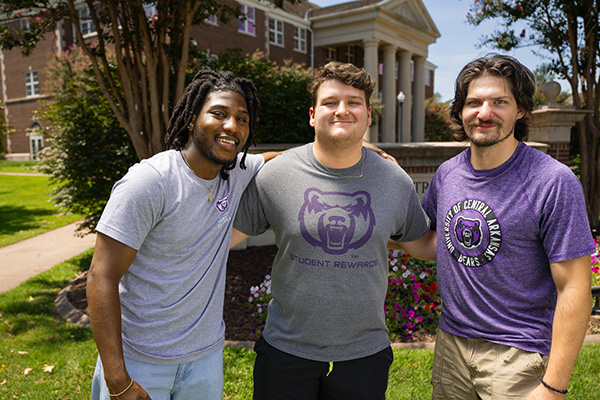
[79, 6, 96, 36]
[326, 47, 336, 61]
[269, 18, 284, 46]
[293, 27, 306, 52]
[346, 45, 355, 64]
[29, 123, 43, 160]
[25, 70, 39, 97]
[425, 69, 432, 87]
[20, 19, 30, 31]
[238, 5, 255, 35]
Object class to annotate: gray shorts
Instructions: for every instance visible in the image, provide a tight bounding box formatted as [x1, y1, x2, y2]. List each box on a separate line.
[431, 328, 548, 400]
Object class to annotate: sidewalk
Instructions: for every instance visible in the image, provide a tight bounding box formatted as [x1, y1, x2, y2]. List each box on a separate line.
[0, 222, 96, 293]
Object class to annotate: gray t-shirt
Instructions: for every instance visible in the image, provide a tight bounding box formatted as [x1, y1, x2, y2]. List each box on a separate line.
[234, 143, 430, 362]
[97, 149, 264, 364]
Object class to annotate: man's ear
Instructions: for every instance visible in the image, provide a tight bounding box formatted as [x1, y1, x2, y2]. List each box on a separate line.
[309, 107, 316, 127]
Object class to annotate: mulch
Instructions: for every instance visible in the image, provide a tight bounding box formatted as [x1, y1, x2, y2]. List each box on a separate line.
[66, 245, 599, 343]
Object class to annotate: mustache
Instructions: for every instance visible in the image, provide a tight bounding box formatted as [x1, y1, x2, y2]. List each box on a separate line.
[468, 119, 502, 127]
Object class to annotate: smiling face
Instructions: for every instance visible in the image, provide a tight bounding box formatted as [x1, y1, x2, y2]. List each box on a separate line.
[459, 74, 525, 148]
[309, 79, 372, 148]
[191, 90, 250, 167]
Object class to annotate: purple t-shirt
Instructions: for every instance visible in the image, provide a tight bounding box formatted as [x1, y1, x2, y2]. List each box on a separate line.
[422, 142, 595, 355]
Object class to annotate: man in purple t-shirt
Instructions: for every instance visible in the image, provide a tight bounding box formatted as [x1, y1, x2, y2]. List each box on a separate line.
[419, 55, 594, 399]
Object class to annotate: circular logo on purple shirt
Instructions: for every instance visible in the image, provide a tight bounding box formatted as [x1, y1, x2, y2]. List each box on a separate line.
[444, 199, 503, 268]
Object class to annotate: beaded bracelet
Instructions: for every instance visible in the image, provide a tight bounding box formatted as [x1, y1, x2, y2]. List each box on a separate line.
[540, 377, 568, 395]
[109, 378, 134, 397]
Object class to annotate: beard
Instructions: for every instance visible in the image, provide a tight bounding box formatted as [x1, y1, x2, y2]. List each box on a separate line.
[205, 147, 238, 169]
[466, 120, 515, 148]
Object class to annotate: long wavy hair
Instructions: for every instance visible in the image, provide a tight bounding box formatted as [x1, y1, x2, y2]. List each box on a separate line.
[449, 54, 535, 142]
[165, 70, 260, 180]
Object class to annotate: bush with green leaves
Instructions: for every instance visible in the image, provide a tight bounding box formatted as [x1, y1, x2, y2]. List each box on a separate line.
[197, 49, 314, 144]
[424, 94, 454, 142]
[37, 47, 138, 234]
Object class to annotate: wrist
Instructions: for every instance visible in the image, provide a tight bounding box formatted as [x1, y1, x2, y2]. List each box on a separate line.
[540, 376, 568, 395]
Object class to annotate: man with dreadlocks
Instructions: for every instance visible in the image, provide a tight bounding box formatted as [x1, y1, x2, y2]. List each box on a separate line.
[87, 70, 278, 400]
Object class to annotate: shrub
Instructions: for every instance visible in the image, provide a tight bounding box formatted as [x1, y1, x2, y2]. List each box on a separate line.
[248, 250, 441, 341]
[37, 47, 138, 234]
[424, 94, 453, 142]
[196, 49, 314, 144]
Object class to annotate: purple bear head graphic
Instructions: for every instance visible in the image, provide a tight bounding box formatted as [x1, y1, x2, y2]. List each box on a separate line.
[298, 188, 375, 255]
[455, 216, 482, 248]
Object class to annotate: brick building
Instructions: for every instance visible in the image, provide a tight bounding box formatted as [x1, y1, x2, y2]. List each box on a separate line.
[1, 0, 439, 160]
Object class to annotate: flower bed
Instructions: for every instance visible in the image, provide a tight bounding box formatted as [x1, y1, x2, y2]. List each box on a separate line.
[248, 250, 441, 341]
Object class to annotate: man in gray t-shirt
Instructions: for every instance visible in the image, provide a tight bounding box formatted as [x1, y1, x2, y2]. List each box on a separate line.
[87, 71, 279, 400]
[233, 62, 434, 400]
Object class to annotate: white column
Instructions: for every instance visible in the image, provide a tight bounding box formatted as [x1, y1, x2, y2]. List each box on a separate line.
[381, 45, 397, 142]
[412, 56, 426, 142]
[363, 38, 379, 142]
[398, 51, 412, 142]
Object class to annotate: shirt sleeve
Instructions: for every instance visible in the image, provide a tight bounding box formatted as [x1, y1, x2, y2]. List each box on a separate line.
[538, 168, 595, 263]
[96, 163, 165, 250]
[421, 171, 439, 231]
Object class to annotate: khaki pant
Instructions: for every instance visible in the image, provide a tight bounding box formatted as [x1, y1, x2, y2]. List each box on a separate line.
[431, 328, 548, 399]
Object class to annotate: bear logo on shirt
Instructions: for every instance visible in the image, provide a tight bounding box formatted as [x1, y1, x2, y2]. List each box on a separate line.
[299, 188, 375, 255]
[444, 199, 503, 268]
[455, 217, 481, 248]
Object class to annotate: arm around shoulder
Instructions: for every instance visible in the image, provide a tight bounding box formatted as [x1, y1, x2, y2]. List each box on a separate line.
[388, 229, 437, 261]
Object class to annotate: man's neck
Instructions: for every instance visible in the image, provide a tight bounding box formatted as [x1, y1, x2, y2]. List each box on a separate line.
[470, 137, 519, 170]
[182, 146, 221, 180]
[313, 140, 363, 169]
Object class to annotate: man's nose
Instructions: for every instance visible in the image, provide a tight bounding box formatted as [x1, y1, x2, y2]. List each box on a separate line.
[223, 116, 239, 133]
[335, 102, 349, 116]
[478, 102, 494, 120]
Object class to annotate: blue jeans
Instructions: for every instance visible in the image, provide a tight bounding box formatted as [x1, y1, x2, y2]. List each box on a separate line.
[91, 345, 224, 400]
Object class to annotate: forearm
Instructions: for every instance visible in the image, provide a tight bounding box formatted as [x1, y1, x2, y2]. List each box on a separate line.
[542, 287, 592, 391]
[389, 230, 437, 261]
[86, 268, 131, 391]
[261, 151, 282, 162]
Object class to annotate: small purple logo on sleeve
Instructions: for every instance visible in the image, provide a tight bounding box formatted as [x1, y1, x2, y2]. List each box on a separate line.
[298, 188, 375, 255]
[216, 194, 230, 213]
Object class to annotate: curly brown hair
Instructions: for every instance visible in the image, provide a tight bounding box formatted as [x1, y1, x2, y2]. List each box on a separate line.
[308, 62, 375, 108]
[449, 54, 535, 142]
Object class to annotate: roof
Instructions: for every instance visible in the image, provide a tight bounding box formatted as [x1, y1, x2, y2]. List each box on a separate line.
[282, 1, 322, 19]
[308, 0, 381, 18]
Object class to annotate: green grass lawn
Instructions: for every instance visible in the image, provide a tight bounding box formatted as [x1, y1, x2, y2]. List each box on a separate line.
[0, 163, 82, 247]
[0, 160, 40, 174]
[1, 249, 599, 399]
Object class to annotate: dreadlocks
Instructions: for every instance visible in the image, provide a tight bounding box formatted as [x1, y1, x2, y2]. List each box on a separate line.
[165, 70, 260, 180]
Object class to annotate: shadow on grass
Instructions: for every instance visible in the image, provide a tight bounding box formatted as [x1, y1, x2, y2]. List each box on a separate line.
[0, 251, 93, 340]
[0, 204, 55, 236]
